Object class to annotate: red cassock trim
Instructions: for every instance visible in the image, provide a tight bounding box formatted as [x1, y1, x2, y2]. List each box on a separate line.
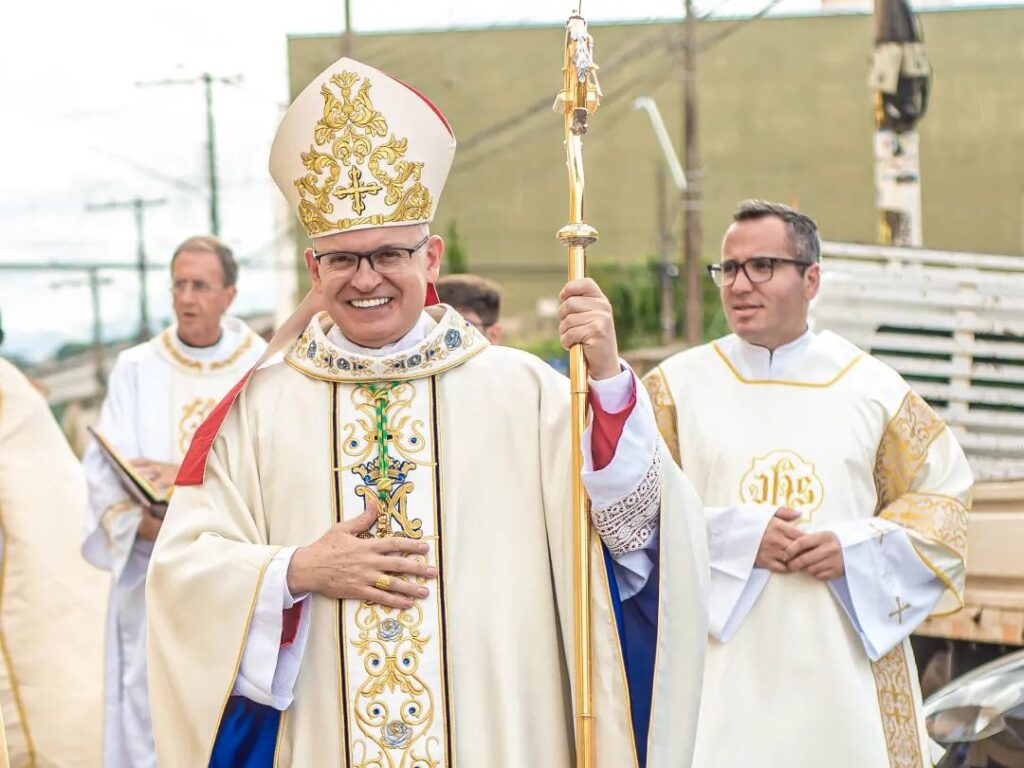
[281, 602, 304, 647]
[589, 381, 637, 471]
[175, 367, 256, 487]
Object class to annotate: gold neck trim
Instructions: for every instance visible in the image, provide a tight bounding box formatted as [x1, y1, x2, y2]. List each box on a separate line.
[284, 306, 488, 383]
[711, 341, 864, 388]
[157, 325, 257, 376]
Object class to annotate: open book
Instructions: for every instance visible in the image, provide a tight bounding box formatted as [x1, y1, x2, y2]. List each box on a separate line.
[87, 427, 170, 518]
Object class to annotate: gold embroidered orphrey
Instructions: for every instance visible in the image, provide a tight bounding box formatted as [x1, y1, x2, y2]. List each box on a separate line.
[294, 71, 433, 236]
[739, 449, 824, 521]
[643, 368, 681, 467]
[871, 643, 925, 768]
[178, 397, 218, 456]
[331, 379, 454, 767]
[869, 389, 954, 768]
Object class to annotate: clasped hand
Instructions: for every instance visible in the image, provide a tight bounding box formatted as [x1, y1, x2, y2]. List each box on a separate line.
[754, 507, 845, 581]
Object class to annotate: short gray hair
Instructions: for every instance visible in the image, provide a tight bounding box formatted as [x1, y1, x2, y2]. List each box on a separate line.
[733, 199, 821, 264]
[171, 235, 238, 287]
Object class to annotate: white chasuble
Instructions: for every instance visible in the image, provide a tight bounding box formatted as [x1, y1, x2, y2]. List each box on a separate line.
[645, 330, 971, 768]
[147, 305, 709, 768]
[0, 358, 106, 767]
[82, 317, 265, 768]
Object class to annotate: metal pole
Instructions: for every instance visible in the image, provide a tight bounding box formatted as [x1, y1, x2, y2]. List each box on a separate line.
[555, 12, 600, 766]
[87, 268, 106, 388]
[657, 165, 676, 345]
[132, 200, 151, 341]
[203, 73, 220, 235]
[682, 0, 704, 346]
[343, 0, 354, 57]
[86, 197, 166, 342]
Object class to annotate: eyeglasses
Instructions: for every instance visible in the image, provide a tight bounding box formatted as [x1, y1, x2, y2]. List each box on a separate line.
[707, 256, 812, 287]
[172, 278, 223, 295]
[313, 235, 430, 275]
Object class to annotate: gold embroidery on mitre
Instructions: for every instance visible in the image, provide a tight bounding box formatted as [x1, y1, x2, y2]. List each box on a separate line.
[873, 390, 946, 512]
[739, 449, 824, 521]
[178, 397, 218, 456]
[293, 71, 432, 236]
[879, 492, 969, 560]
[871, 643, 926, 768]
[643, 367, 681, 467]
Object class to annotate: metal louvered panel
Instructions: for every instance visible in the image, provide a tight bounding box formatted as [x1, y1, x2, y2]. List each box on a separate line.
[813, 241, 1024, 482]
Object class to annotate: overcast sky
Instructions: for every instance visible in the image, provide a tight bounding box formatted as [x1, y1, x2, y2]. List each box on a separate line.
[1, 0, 1003, 360]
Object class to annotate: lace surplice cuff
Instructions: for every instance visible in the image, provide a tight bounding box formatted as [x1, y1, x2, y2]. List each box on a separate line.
[590, 448, 662, 557]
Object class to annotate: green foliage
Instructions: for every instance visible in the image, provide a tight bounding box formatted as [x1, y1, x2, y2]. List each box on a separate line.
[443, 220, 469, 275]
[590, 257, 727, 351]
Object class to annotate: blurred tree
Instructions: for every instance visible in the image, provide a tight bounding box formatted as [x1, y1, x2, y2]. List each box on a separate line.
[444, 220, 469, 274]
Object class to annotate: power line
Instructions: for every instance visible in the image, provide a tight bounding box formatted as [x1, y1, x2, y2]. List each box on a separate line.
[85, 197, 167, 341]
[136, 73, 242, 236]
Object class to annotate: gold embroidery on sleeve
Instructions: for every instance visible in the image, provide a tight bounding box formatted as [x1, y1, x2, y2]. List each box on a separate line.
[873, 390, 946, 511]
[878, 492, 969, 560]
[642, 367, 681, 467]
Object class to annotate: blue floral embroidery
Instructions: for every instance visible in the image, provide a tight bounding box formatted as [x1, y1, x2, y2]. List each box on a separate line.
[444, 329, 461, 349]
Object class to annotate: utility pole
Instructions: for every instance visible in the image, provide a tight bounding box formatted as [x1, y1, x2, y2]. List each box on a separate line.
[870, 0, 930, 246]
[634, 97, 687, 346]
[137, 73, 241, 236]
[656, 166, 680, 346]
[342, 0, 354, 57]
[682, 0, 704, 347]
[87, 197, 167, 342]
[52, 268, 113, 388]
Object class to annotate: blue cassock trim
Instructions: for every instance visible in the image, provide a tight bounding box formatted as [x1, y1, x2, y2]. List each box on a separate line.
[603, 546, 659, 768]
[209, 696, 281, 768]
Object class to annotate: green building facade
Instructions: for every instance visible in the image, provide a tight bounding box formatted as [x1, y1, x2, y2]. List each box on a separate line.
[287, 6, 1024, 332]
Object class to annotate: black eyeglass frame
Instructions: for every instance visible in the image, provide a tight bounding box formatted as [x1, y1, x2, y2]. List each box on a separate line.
[707, 256, 813, 287]
[312, 235, 431, 273]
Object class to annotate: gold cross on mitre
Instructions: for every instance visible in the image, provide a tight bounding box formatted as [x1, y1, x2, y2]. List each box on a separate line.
[336, 165, 381, 215]
[269, 57, 456, 239]
[888, 596, 911, 623]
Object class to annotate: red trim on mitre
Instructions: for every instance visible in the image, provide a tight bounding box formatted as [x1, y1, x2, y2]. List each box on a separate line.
[382, 72, 454, 138]
[175, 367, 257, 487]
[425, 283, 440, 307]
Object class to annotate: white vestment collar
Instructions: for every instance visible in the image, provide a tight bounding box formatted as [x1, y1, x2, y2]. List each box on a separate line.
[712, 328, 864, 386]
[326, 312, 434, 357]
[718, 328, 814, 380]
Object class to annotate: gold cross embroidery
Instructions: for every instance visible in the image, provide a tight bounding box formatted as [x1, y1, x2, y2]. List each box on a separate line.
[888, 596, 911, 624]
[336, 165, 382, 215]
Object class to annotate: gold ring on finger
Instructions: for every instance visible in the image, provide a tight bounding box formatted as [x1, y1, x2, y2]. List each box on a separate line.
[374, 574, 392, 592]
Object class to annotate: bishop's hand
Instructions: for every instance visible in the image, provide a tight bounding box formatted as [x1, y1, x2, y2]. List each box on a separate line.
[558, 278, 622, 381]
[285, 498, 438, 610]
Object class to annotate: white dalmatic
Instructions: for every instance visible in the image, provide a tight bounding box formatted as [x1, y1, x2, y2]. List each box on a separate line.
[82, 318, 265, 768]
[645, 329, 971, 768]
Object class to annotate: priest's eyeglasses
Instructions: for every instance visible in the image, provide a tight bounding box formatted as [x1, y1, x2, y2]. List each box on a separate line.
[313, 236, 430, 275]
[707, 256, 812, 287]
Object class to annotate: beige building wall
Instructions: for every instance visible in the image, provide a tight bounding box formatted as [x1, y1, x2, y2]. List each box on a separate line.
[287, 7, 1024, 328]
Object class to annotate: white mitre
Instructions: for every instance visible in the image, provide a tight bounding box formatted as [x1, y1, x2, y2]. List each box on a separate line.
[270, 57, 457, 238]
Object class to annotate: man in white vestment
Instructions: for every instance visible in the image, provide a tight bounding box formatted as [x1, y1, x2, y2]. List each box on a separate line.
[82, 236, 266, 767]
[645, 200, 972, 767]
[0, 356, 106, 767]
[146, 58, 709, 768]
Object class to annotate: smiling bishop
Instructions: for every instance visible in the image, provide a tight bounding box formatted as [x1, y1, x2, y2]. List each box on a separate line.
[145, 58, 709, 767]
